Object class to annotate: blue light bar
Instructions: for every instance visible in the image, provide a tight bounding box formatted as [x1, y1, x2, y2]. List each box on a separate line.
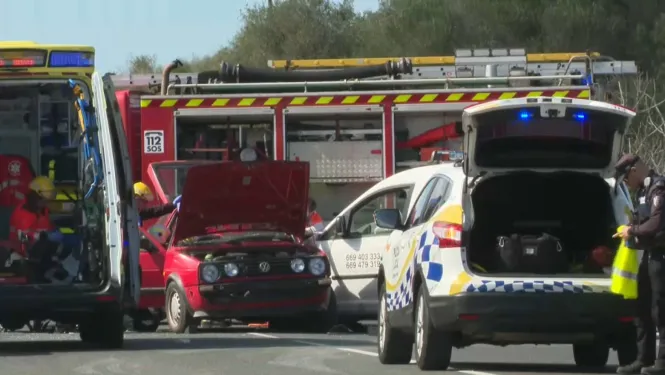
[49, 51, 94, 67]
[572, 112, 587, 121]
[518, 110, 533, 120]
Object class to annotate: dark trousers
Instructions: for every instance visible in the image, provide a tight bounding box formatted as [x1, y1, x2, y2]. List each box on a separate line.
[637, 251, 665, 366]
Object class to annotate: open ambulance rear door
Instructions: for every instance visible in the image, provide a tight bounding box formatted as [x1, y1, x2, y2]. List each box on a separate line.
[91, 72, 141, 305]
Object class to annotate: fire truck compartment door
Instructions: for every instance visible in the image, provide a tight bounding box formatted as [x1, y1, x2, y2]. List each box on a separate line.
[90, 72, 141, 305]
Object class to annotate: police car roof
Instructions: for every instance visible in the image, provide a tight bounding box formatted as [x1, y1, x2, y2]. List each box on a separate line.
[332, 163, 464, 220]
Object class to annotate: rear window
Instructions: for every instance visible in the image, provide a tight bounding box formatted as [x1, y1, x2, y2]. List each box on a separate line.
[473, 107, 627, 169]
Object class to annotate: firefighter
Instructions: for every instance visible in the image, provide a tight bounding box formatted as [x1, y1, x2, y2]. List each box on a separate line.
[615, 154, 665, 375]
[305, 199, 324, 238]
[9, 176, 62, 248]
[133, 182, 181, 224]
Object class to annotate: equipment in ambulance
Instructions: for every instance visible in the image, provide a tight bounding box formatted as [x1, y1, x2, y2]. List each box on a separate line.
[376, 97, 638, 371]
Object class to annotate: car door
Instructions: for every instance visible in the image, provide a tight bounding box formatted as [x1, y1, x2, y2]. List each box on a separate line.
[91, 72, 141, 305]
[319, 187, 412, 316]
[386, 177, 442, 289]
[139, 214, 169, 299]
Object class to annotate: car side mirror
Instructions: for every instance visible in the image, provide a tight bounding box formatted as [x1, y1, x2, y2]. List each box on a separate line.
[374, 208, 403, 230]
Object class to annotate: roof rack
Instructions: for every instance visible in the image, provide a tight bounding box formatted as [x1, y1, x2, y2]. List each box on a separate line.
[268, 49, 638, 80]
[109, 48, 638, 94]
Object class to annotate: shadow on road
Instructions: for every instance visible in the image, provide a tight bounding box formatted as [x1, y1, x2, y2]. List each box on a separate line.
[0, 333, 372, 356]
[453, 361, 615, 374]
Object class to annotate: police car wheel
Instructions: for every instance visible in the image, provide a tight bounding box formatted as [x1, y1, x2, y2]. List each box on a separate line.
[572, 342, 610, 368]
[165, 282, 196, 334]
[377, 285, 413, 365]
[414, 284, 452, 370]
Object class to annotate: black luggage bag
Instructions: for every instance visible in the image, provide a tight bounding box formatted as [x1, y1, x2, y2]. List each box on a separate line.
[496, 233, 567, 273]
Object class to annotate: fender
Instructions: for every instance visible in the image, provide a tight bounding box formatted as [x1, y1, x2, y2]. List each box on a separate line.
[166, 272, 185, 291]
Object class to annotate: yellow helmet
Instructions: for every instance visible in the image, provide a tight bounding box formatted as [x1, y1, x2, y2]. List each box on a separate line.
[29, 176, 56, 200]
[134, 182, 154, 202]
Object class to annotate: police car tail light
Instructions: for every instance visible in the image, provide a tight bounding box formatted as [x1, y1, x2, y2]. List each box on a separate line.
[432, 222, 462, 248]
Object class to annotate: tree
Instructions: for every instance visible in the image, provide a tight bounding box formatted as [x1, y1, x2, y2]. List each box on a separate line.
[128, 55, 161, 74]
[125, 0, 665, 163]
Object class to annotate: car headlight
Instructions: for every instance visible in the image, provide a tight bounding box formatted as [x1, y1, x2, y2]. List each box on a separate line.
[308, 257, 326, 276]
[201, 264, 220, 283]
[223, 263, 239, 277]
[291, 258, 305, 273]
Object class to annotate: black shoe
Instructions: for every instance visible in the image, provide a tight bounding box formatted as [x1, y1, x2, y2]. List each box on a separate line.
[641, 366, 665, 375]
[618, 362, 650, 375]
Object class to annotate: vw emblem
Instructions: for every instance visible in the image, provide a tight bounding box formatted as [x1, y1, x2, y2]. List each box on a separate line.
[258, 262, 271, 273]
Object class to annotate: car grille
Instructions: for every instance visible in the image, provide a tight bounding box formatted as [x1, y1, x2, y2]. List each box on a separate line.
[207, 248, 323, 278]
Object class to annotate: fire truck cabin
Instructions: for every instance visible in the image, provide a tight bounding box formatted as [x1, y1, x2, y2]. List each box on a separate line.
[110, 49, 637, 223]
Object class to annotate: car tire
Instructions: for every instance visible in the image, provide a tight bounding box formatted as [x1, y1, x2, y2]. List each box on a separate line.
[165, 282, 196, 334]
[377, 285, 413, 364]
[132, 309, 160, 332]
[79, 308, 125, 349]
[307, 288, 338, 333]
[414, 284, 452, 370]
[573, 342, 610, 368]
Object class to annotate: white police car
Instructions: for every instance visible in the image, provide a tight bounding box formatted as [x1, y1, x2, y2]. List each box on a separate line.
[376, 97, 639, 370]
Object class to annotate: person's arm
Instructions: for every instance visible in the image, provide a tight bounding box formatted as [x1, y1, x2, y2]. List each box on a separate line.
[630, 185, 665, 237]
[139, 203, 175, 221]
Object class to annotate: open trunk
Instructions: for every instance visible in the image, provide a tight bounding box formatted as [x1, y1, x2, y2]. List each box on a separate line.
[466, 171, 618, 276]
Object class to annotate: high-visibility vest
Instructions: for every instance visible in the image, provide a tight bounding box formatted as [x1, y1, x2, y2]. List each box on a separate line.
[611, 225, 640, 300]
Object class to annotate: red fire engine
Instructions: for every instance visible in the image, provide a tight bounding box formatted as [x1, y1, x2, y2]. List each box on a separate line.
[111, 48, 637, 222]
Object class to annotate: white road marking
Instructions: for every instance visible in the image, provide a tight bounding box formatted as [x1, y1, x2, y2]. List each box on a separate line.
[295, 339, 417, 364]
[249, 333, 498, 375]
[248, 332, 280, 339]
[456, 370, 499, 375]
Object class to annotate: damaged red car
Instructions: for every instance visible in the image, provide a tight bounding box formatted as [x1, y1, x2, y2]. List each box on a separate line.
[136, 160, 336, 333]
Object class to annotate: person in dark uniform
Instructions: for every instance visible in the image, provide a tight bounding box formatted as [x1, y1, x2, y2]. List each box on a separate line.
[615, 154, 665, 375]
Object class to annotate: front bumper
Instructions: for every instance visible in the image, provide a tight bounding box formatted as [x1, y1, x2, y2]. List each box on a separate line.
[187, 276, 332, 319]
[428, 292, 635, 345]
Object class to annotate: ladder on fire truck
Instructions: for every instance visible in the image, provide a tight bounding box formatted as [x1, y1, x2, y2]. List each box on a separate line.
[110, 48, 638, 184]
[111, 48, 638, 97]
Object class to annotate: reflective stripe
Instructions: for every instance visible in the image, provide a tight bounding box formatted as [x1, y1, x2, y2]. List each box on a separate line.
[612, 267, 638, 281]
[140, 90, 592, 108]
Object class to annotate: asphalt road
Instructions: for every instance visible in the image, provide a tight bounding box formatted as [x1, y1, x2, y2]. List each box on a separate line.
[0, 326, 624, 375]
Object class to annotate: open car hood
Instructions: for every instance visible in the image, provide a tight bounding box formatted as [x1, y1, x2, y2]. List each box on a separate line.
[148, 161, 309, 244]
[461, 97, 636, 178]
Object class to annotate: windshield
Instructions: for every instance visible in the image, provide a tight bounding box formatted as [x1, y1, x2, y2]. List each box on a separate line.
[178, 231, 294, 246]
[150, 161, 216, 201]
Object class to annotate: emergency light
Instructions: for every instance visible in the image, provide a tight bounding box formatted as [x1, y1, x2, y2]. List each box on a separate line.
[49, 51, 94, 68]
[518, 110, 533, 120]
[572, 112, 587, 121]
[0, 50, 47, 67]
